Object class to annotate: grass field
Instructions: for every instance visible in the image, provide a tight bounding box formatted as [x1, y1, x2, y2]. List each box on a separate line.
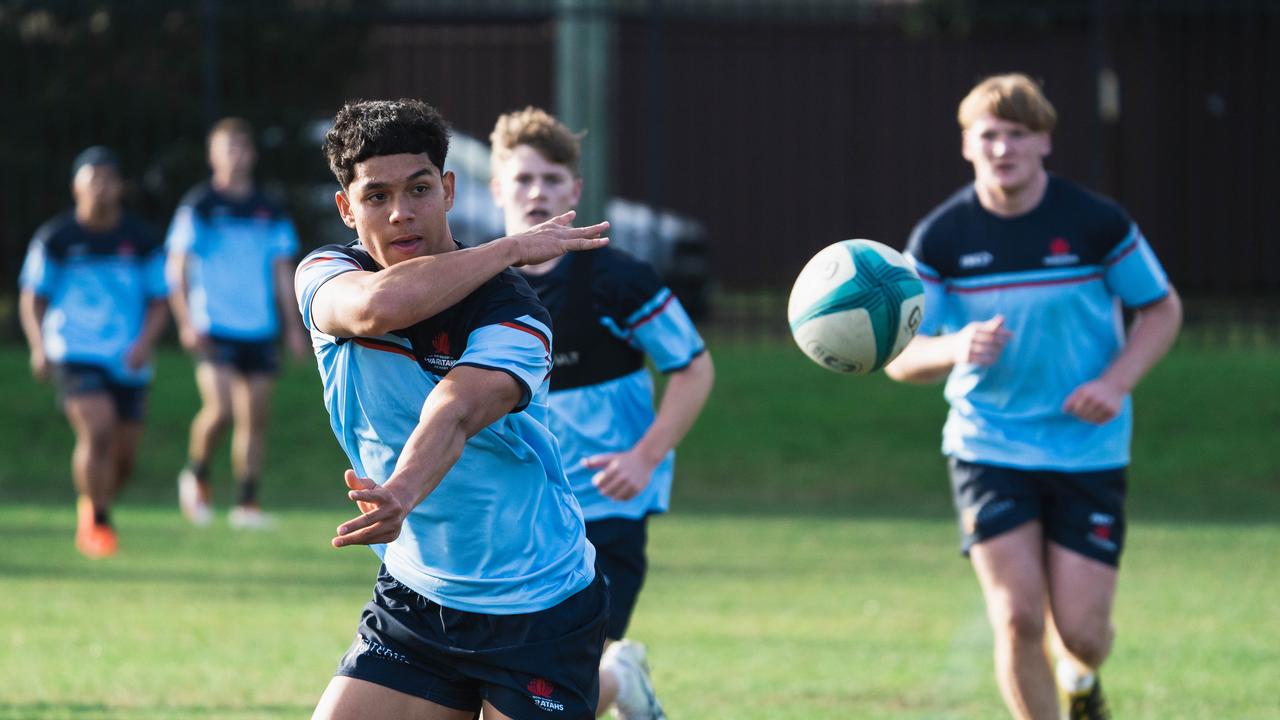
[1, 341, 1277, 718]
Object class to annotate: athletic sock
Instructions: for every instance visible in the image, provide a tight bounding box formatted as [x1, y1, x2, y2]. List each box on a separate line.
[186, 458, 210, 483]
[235, 475, 259, 506]
[1056, 657, 1096, 694]
[92, 508, 111, 527]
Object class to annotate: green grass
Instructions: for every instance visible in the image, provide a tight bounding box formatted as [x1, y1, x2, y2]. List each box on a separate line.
[1, 341, 1278, 718]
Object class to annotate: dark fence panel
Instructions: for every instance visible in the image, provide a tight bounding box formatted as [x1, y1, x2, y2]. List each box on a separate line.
[3, 0, 1276, 344]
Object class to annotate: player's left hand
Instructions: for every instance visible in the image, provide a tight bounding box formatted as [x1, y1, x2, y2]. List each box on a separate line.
[332, 469, 414, 547]
[1062, 377, 1126, 425]
[584, 450, 657, 501]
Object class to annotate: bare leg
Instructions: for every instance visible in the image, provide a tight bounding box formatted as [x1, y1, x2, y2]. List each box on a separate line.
[1046, 544, 1118, 674]
[188, 362, 233, 470]
[112, 420, 144, 499]
[596, 638, 619, 717]
[64, 393, 117, 513]
[312, 676, 476, 720]
[229, 373, 274, 496]
[970, 521, 1060, 720]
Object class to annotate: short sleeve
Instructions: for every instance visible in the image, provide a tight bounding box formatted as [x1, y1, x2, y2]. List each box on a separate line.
[1103, 223, 1170, 308]
[905, 224, 947, 336]
[19, 234, 60, 296]
[455, 314, 552, 413]
[620, 289, 706, 373]
[272, 216, 300, 260]
[165, 204, 199, 255]
[295, 248, 365, 337]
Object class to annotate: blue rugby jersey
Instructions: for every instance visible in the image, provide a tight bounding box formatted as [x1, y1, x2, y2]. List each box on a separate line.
[19, 211, 168, 385]
[296, 241, 594, 614]
[521, 249, 706, 521]
[906, 175, 1171, 471]
[166, 183, 298, 341]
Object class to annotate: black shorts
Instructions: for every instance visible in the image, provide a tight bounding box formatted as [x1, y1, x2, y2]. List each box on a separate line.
[585, 516, 649, 640]
[335, 565, 609, 719]
[52, 362, 147, 422]
[949, 458, 1127, 567]
[200, 336, 279, 375]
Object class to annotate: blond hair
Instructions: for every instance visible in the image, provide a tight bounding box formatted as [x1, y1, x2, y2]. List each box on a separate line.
[490, 106, 583, 176]
[958, 74, 1057, 133]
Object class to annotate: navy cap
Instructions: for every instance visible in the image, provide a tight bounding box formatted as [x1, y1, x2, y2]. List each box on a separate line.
[70, 145, 120, 179]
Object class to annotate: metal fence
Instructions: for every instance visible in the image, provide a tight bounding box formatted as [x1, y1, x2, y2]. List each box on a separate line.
[4, 0, 1277, 344]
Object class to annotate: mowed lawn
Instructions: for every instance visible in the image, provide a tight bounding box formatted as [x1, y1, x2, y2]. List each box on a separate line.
[0, 340, 1277, 719]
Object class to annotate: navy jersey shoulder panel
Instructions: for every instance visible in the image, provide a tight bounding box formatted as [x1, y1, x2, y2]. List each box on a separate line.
[908, 177, 1134, 280]
[29, 211, 80, 260]
[589, 247, 666, 323]
[34, 211, 160, 260]
[184, 182, 291, 222]
[304, 240, 381, 272]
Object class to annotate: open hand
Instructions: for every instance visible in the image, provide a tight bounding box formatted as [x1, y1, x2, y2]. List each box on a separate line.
[507, 211, 609, 267]
[332, 469, 413, 548]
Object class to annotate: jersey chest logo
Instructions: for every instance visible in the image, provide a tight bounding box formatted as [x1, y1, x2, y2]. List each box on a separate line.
[422, 331, 455, 374]
[1043, 237, 1080, 266]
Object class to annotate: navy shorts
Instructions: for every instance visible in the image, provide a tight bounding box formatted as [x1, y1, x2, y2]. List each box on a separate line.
[585, 516, 648, 640]
[949, 458, 1127, 567]
[200, 336, 279, 375]
[52, 362, 147, 422]
[334, 565, 609, 719]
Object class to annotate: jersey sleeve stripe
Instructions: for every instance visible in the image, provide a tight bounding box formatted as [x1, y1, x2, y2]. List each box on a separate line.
[300, 255, 362, 271]
[353, 337, 417, 361]
[498, 321, 550, 353]
[628, 293, 676, 329]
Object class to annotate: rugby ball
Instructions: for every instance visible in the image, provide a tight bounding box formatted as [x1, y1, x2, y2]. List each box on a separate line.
[787, 239, 925, 374]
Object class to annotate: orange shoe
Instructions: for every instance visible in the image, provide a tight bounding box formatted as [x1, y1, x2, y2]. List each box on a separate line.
[75, 498, 118, 558]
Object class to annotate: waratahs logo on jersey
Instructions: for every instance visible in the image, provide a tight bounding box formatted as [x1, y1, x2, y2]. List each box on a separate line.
[1043, 236, 1079, 266]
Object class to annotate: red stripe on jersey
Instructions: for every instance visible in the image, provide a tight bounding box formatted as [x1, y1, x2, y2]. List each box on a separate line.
[1104, 239, 1140, 266]
[950, 273, 1103, 294]
[353, 338, 416, 360]
[499, 321, 550, 352]
[300, 255, 362, 271]
[630, 294, 675, 329]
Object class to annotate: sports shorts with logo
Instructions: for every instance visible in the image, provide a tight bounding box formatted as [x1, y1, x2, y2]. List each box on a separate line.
[52, 362, 148, 422]
[335, 564, 609, 719]
[199, 336, 279, 375]
[948, 458, 1127, 567]
[585, 515, 648, 640]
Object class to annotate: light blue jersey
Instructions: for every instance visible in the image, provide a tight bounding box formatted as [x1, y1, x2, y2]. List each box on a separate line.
[522, 249, 706, 521]
[907, 176, 1171, 471]
[19, 211, 167, 384]
[296, 242, 594, 614]
[167, 183, 298, 341]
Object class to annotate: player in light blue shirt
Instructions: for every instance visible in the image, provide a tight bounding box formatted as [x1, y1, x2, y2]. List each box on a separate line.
[490, 107, 714, 720]
[886, 74, 1182, 720]
[18, 146, 169, 558]
[301, 99, 612, 720]
[166, 118, 309, 530]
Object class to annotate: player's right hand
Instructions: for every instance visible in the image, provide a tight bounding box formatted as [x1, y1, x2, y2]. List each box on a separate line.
[506, 210, 609, 267]
[955, 314, 1012, 366]
[29, 350, 48, 382]
[179, 326, 211, 355]
[332, 469, 413, 548]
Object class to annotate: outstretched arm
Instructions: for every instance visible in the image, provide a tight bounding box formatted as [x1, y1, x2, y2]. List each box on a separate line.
[1063, 288, 1182, 424]
[885, 315, 1013, 384]
[309, 212, 608, 338]
[588, 352, 715, 500]
[329, 365, 524, 547]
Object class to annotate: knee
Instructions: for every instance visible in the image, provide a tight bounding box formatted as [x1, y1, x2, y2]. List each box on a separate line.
[199, 404, 232, 430]
[1058, 621, 1113, 667]
[990, 599, 1045, 643]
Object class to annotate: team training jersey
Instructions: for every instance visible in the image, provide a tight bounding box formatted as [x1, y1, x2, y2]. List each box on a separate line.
[19, 211, 167, 385]
[296, 241, 594, 614]
[522, 249, 706, 521]
[166, 183, 298, 341]
[906, 175, 1171, 471]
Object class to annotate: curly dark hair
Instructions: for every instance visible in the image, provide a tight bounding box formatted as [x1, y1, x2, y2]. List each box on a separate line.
[323, 98, 451, 188]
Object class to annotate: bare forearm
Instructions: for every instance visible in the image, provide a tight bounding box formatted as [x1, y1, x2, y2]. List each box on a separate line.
[884, 334, 957, 384]
[166, 255, 194, 333]
[18, 292, 46, 350]
[334, 240, 518, 336]
[138, 301, 170, 348]
[634, 353, 715, 463]
[1101, 290, 1182, 393]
